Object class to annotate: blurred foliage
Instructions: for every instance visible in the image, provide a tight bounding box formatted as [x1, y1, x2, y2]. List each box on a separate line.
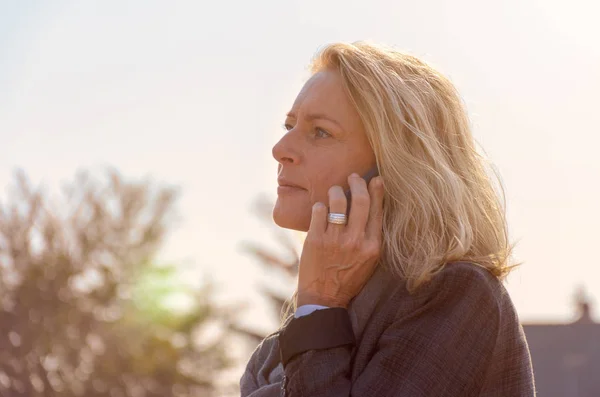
[230, 196, 300, 346]
[0, 169, 235, 396]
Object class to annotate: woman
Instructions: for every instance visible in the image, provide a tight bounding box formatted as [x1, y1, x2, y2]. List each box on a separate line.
[240, 42, 535, 396]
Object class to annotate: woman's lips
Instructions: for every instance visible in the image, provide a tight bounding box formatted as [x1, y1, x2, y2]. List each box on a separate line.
[277, 185, 306, 195]
[277, 177, 306, 194]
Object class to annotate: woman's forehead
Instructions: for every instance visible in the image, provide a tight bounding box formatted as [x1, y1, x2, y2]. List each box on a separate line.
[287, 70, 361, 128]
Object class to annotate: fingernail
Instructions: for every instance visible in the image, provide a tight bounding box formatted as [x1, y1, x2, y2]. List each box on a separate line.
[350, 173, 359, 178]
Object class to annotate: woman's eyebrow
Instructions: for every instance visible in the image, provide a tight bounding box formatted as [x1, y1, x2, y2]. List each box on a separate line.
[286, 112, 343, 129]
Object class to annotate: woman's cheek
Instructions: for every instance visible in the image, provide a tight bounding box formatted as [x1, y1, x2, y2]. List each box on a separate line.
[307, 174, 333, 205]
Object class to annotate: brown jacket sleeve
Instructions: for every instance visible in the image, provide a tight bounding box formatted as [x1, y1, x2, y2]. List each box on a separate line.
[278, 264, 534, 396]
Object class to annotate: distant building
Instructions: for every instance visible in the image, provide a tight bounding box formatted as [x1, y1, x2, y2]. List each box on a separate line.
[523, 289, 600, 396]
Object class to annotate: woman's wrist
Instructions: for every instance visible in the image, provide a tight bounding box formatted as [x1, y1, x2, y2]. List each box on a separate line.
[297, 292, 348, 309]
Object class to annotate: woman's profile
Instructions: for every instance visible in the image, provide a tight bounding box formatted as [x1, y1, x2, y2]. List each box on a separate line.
[240, 41, 535, 396]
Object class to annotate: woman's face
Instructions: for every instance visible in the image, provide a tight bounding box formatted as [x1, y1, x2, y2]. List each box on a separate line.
[272, 69, 376, 231]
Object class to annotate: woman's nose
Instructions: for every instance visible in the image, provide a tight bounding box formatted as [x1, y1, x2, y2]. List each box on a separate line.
[272, 132, 300, 165]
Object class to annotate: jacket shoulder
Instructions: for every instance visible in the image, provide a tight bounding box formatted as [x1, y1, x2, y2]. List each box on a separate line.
[381, 261, 506, 323]
[427, 261, 504, 302]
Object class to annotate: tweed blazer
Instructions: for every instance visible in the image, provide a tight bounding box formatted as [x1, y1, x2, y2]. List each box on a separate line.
[240, 261, 536, 396]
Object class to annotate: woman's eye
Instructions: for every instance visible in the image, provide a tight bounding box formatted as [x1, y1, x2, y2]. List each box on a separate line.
[315, 128, 331, 138]
[283, 123, 293, 132]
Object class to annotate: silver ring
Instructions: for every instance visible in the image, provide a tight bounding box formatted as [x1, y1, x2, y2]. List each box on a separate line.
[327, 212, 348, 225]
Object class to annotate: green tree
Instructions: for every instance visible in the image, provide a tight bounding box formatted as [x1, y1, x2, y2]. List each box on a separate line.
[0, 169, 234, 396]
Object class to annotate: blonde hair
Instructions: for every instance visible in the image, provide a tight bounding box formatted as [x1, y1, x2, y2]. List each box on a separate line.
[279, 41, 518, 327]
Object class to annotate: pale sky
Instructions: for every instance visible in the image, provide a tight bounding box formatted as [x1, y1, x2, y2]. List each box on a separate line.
[1, 0, 599, 336]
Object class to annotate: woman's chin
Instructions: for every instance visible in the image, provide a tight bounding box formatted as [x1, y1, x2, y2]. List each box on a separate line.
[272, 200, 310, 232]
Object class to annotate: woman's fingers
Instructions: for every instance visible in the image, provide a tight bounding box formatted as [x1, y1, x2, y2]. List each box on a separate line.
[308, 202, 327, 237]
[347, 173, 370, 232]
[326, 185, 347, 234]
[366, 176, 385, 241]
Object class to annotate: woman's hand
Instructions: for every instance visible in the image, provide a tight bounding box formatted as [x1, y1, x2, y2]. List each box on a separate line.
[297, 173, 385, 308]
